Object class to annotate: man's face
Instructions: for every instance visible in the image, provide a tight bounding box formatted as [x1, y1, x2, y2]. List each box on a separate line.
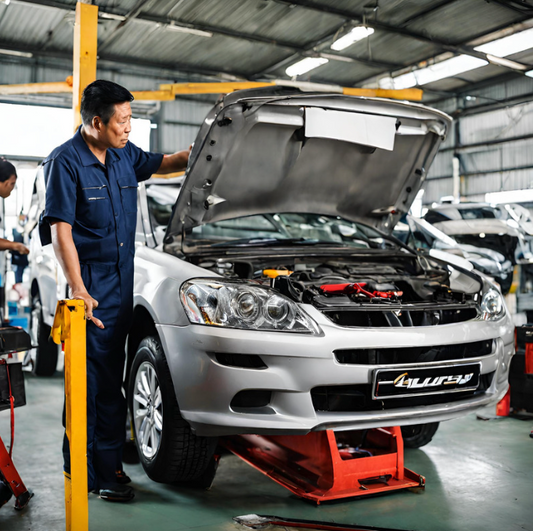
[0, 174, 17, 199]
[99, 102, 132, 149]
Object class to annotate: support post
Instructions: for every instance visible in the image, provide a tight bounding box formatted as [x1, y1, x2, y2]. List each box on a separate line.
[452, 156, 461, 203]
[51, 300, 88, 531]
[72, 1, 98, 131]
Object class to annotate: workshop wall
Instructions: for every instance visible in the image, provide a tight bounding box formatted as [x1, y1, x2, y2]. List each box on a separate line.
[424, 75, 533, 205]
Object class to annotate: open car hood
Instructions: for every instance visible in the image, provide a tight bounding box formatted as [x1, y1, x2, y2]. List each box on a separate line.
[165, 88, 451, 247]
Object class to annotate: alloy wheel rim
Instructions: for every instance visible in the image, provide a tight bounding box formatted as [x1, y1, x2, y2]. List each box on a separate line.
[133, 360, 163, 460]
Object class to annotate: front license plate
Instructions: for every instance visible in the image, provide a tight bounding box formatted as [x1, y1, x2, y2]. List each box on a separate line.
[372, 363, 481, 400]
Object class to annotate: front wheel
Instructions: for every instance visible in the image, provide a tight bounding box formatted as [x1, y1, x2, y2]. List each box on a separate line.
[401, 422, 440, 448]
[29, 292, 59, 376]
[129, 336, 217, 483]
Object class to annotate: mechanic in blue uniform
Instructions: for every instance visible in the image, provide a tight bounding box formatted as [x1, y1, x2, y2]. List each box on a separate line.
[43, 80, 189, 502]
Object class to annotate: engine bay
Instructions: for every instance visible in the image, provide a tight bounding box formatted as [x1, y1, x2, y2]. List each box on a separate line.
[189, 253, 481, 327]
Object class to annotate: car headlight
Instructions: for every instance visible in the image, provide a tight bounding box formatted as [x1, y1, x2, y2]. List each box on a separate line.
[480, 288, 505, 321]
[180, 279, 322, 334]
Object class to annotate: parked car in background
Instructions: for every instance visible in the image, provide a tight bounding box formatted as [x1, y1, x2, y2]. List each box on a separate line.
[125, 88, 514, 485]
[394, 215, 514, 294]
[423, 202, 532, 268]
[24, 167, 64, 376]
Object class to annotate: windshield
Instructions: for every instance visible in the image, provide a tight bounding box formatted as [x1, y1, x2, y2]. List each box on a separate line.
[184, 213, 399, 251]
[458, 207, 499, 220]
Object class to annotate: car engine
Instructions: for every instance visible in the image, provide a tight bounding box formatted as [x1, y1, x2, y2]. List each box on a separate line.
[193, 254, 481, 328]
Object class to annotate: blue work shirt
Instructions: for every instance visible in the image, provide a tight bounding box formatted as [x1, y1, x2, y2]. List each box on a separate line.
[43, 127, 163, 267]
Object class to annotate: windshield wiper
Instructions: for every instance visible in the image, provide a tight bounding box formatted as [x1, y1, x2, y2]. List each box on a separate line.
[210, 237, 343, 248]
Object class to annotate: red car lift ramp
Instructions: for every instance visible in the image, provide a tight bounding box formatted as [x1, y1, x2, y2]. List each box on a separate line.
[0, 327, 34, 511]
[221, 426, 424, 504]
[0, 435, 32, 510]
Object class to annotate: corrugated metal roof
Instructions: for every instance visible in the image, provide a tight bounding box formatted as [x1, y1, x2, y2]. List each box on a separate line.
[0, 0, 531, 94]
[406, 1, 522, 44]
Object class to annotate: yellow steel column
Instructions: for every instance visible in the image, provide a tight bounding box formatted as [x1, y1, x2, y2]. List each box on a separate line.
[52, 300, 88, 531]
[72, 1, 98, 131]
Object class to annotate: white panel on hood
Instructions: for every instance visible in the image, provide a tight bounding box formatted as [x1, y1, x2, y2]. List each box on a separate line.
[305, 108, 396, 151]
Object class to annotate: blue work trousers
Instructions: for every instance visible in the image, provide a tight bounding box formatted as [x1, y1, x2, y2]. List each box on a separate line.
[63, 262, 133, 491]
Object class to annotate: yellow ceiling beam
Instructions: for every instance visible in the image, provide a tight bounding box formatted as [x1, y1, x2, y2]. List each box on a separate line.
[72, 2, 98, 131]
[342, 87, 423, 101]
[0, 78, 73, 96]
[130, 90, 175, 101]
[161, 82, 276, 95]
[0, 81, 423, 102]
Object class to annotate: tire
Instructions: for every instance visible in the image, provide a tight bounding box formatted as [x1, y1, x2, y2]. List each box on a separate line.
[29, 292, 59, 376]
[401, 422, 440, 448]
[129, 336, 218, 484]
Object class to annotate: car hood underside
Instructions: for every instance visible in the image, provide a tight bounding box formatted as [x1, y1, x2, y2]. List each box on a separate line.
[165, 89, 451, 248]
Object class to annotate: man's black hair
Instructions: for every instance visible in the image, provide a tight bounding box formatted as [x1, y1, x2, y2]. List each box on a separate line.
[0, 157, 16, 183]
[81, 80, 134, 127]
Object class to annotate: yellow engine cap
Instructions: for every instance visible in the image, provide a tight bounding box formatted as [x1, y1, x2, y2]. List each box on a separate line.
[263, 269, 293, 279]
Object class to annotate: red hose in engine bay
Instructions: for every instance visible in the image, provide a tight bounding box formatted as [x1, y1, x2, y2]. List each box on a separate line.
[320, 282, 403, 299]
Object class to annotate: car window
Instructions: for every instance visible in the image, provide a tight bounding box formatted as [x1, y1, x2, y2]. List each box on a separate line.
[423, 210, 453, 224]
[192, 214, 285, 240]
[145, 183, 182, 245]
[147, 195, 174, 227]
[188, 213, 398, 250]
[458, 207, 498, 220]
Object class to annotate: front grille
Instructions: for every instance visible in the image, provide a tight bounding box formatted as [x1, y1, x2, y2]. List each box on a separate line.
[324, 307, 478, 327]
[334, 340, 493, 365]
[311, 372, 495, 412]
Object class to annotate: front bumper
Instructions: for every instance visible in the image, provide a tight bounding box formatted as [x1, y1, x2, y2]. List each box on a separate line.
[158, 305, 514, 436]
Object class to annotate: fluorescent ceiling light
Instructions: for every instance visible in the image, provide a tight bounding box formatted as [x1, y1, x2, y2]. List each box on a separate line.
[485, 54, 528, 71]
[0, 48, 33, 58]
[331, 26, 374, 51]
[320, 52, 355, 63]
[526, 70, 533, 78]
[275, 79, 342, 93]
[475, 27, 533, 58]
[100, 12, 127, 21]
[379, 54, 487, 89]
[167, 23, 212, 38]
[379, 72, 417, 90]
[286, 57, 328, 77]
[486, 189, 533, 204]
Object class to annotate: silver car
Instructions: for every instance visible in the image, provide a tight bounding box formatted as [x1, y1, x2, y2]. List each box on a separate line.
[127, 88, 514, 484]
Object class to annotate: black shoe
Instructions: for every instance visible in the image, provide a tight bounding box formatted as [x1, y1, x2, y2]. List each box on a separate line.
[98, 485, 134, 502]
[115, 470, 131, 484]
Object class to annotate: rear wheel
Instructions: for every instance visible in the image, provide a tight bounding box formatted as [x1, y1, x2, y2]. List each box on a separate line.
[129, 336, 217, 483]
[29, 292, 59, 376]
[401, 422, 440, 448]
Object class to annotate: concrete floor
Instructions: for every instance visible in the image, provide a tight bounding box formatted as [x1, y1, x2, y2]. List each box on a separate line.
[0, 373, 532, 531]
